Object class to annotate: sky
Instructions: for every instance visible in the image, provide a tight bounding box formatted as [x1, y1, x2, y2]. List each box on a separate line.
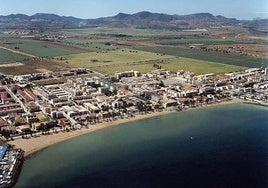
[0, 0, 267, 20]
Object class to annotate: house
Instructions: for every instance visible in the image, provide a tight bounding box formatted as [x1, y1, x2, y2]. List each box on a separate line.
[14, 116, 26, 126]
[162, 99, 178, 110]
[17, 125, 31, 133]
[57, 118, 71, 127]
[115, 70, 140, 80]
[124, 106, 137, 115]
[13, 74, 32, 82]
[0, 118, 9, 130]
[26, 102, 40, 112]
[83, 102, 101, 113]
[151, 94, 163, 103]
[111, 99, 125, 109]
[200, 87, 215, 95]
[98, 87, 110, 95]
[50, 111, 64, 119]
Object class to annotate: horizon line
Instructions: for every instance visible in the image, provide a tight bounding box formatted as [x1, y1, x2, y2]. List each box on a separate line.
[0, 11, 267, 21]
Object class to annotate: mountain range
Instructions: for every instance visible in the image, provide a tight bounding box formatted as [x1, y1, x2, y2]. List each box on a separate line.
[0, 11, 267, 33]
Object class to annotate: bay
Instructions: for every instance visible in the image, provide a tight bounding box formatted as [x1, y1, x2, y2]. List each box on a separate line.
[15, 104, 268, 188]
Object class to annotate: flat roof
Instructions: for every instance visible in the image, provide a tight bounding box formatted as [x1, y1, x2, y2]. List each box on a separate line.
[0, 146, 7, 160]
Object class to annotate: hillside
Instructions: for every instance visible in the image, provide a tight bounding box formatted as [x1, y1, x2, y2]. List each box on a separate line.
[0, 11, 267, 33]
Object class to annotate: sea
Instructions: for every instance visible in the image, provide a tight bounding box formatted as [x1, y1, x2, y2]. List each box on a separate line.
[15, 104, 268, 188]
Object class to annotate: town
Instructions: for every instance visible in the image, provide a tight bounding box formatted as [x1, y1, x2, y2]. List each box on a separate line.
[0, 67, 267, 187]
[0, 67, 267, 138]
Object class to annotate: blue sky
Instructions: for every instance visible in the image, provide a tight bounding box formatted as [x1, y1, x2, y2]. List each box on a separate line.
[0, 0, 267, 20]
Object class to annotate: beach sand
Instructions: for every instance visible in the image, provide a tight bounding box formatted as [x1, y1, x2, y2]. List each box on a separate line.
[8, 111, 172, 157]
[8, 99, 242, 157]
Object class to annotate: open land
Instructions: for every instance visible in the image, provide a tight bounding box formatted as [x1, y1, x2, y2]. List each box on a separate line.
[1, 39, 82, 57]
[132, 45, 268, 68]
[0, 48, 28, 63]
[0, 59, 70, 75]
[0, 62, 24, 68]
[0, 46, 36, 58]
[55, 50, 244, 75]
[58, 49, 245, 74]
[0, 27, 267, 75]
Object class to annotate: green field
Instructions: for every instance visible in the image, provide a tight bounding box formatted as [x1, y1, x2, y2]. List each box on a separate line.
[95, 58, 245, 75]
[154, 38, 240, 45]
[62, 27, 183, 37]
[0, 27, 265, 76]
[160, 57, 245, 75]
[0, 48, 28, 63]
[62, 38, 117, 51]
[55, 48, 245, 75]
[56, 48, 172, 64]
[132, 46, 268, 68]
[2, 39, 79, 57]
[62, 28, 268, 69]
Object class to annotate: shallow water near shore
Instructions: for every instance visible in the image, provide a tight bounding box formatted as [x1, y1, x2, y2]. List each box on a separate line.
[15, 104, 268, 188]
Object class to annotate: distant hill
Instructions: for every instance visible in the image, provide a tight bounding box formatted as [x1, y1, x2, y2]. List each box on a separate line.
[0, 11, 267, 33]
[86, 11, 242, 30]
[0, 13, 84, 30]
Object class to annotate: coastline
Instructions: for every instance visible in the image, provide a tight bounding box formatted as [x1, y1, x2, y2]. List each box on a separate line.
[7, 99, 242, 158]
[8, 110, 172, 157]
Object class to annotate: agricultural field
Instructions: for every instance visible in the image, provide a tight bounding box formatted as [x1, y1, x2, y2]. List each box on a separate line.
[0, 26, 266, 75]
[62, 27, 182, 37]
[132, 46, 268, 68]
[54, 48, 245, 75]
[55, 48, 171, 63]
[160, 57, 245, 75]
[0, 59, 70, 75]
[0, 48, 28, 63]
[204, 43, 268, 58]
[154, 38, 240, 45]
[62, 28, 268, 67]
[62, 27, 209, 48]
[2, 39, 78, 57]
[62, 37, 118, 51]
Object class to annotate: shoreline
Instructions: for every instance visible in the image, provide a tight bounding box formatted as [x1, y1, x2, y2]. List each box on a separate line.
[8, 99, 242, 158]
[8, 110, 172, 157]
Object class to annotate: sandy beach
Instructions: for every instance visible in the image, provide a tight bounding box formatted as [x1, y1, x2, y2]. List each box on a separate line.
[8, 99, 242, 157]
[8, 111, 172, 157]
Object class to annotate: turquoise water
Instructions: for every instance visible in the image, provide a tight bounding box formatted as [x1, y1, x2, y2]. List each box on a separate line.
[15, 104, 268, 188]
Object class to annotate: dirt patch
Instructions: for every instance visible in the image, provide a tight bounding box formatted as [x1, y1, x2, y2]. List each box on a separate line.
[0, 62, 24, 67]
[0, 59, 70, 75]
[248, 36, 268, 40]
[35, 68, 52, 73]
